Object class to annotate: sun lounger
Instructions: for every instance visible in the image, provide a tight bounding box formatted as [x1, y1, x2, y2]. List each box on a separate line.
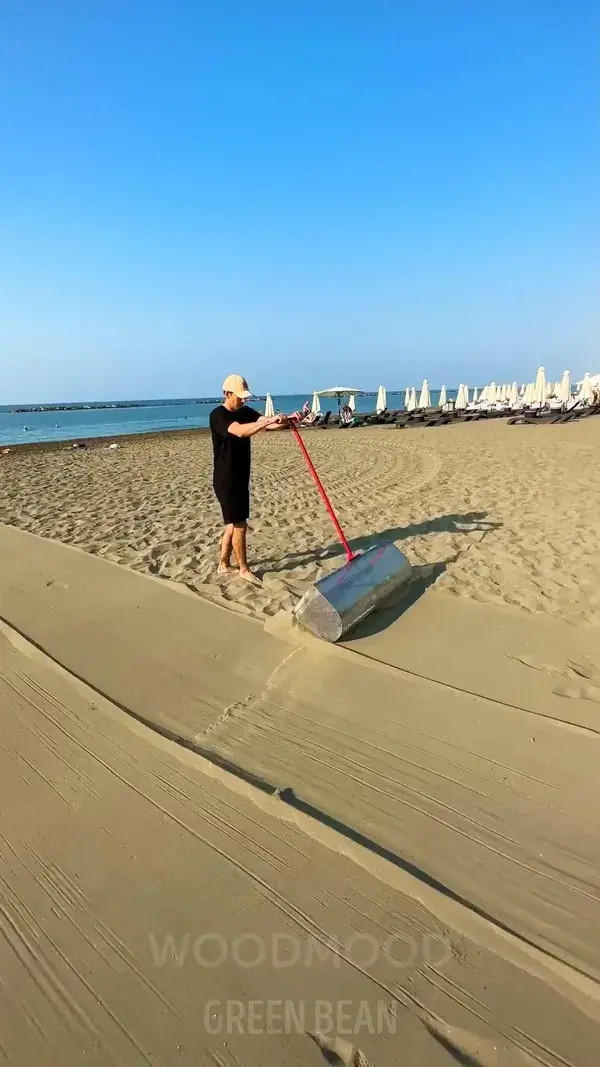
[303, 410, 332, 429]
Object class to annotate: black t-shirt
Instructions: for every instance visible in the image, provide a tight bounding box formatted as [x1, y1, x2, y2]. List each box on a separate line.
[209, 404, 260, 490]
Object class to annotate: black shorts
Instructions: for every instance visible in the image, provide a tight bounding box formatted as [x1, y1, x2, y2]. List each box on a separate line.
[214, 483, 250, 525]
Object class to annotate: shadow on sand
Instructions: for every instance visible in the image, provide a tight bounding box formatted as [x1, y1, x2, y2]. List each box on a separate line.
[255, 510, 501, 570]
[346, 556, 458, 640]
[256, 511, 501, 639]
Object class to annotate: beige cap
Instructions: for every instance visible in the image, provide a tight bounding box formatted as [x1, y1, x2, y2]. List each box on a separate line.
[222, 374, 252, 399]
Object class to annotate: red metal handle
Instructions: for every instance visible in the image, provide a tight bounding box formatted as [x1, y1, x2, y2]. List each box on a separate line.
[290, 424, 355, 563]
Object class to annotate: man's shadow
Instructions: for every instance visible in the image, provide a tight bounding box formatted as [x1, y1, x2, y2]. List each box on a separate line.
[254, 511, 501, 572]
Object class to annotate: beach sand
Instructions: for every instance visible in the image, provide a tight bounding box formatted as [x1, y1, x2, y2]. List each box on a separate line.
[1, 418, 600, 1065]
[2, 417, 600, 625]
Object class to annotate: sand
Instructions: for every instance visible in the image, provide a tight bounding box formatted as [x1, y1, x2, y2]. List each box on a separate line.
[1, 417, 600, 625]
[1, 418, 600, 1064]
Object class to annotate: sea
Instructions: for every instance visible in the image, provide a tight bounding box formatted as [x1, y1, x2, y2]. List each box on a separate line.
[0, 390, 458, 447]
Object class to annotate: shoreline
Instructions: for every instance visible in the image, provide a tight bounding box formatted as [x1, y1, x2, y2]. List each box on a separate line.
[1, 423, 212, 455]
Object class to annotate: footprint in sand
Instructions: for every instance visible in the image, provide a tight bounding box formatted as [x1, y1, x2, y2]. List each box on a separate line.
[509, 652, 600, 703]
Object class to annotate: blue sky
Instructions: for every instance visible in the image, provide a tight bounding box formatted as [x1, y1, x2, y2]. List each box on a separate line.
[1, 2, 598, 402]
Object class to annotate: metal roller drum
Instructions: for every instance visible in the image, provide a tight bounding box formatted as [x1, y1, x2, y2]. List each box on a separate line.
[293, 541, 412, 642]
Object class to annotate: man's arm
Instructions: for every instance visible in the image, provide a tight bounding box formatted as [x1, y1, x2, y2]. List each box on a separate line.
[228, 415, 278, 438]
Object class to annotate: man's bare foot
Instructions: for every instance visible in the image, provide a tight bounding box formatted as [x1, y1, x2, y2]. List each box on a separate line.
[217, 562, 232, 576]
[239, 569, 263, 587]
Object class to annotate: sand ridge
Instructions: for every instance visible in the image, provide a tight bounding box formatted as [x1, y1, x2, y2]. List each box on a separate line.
[2, 418, 599, 625]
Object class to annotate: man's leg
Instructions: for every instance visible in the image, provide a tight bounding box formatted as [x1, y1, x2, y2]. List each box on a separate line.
[218, 524, 234, 573]
[231, 522, 262, 585]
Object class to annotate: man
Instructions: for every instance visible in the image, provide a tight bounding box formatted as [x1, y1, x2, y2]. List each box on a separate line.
[209, 374, 292, 585]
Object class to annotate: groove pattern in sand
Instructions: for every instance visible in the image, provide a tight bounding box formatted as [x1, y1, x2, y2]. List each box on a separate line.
[1, 629, 599, 1067]
[203, 642, 600, 983]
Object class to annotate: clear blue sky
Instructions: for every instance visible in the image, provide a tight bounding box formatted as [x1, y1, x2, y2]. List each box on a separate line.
[1, 2, 598, 402]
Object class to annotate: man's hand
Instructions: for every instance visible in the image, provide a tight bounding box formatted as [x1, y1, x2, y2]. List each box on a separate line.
[263, 412, 300, 431]
[277, 411, 302, 426]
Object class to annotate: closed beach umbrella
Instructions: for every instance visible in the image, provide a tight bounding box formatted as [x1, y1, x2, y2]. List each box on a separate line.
[509, 382, 518, 407]
[500, 383, 508, 403]
[418, 379, 431, 409]
[311, 391, 321, 415]
[480, 386, 488, 403]
[520, 383, 526, 396]
[404, 388, 411, 410]
[578, 372, 594, 404]
[439, 385, 447, 408]
[488, 383, 496, 407]
[348, 393, 356, 412]
[455, 384, 467, 410]
[524, 382, 535, 405]
[407, 387, 417, 412]
[558, 370, 570, 406]
[533, 366, 547, 406]
[264, 393, 275, 417]
[376, 385, 387, 414]
[473, 387, 479, 403]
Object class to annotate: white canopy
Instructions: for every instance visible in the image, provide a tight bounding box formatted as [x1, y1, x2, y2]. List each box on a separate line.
[317, 386, 362, 397]
[578, 372, 594, 404]
[418, 378, 431, 409]
[558, 371, 570, 406]
[455, 384, 467, 410]
[376, 385, 387, 414]
[264, 393, 275, 418]
[533, 366, 547, 407]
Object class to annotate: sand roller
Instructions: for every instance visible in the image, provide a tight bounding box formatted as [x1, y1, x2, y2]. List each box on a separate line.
[289, 424, 412, 642]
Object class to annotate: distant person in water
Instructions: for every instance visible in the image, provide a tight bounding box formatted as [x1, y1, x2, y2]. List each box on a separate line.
[209, 375, 292, 586]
